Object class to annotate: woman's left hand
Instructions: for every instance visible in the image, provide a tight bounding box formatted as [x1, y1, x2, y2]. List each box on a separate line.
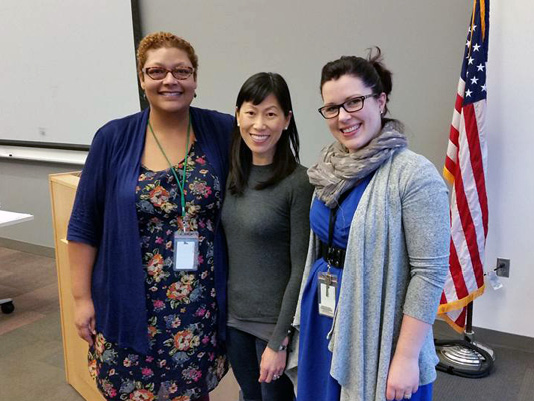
[385, 353, 419, 401]
[258, 346, 287, 383]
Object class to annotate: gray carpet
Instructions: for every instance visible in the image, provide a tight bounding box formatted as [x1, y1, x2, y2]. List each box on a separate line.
[433, 321, 534, 401]
[0, 309, 84, 401]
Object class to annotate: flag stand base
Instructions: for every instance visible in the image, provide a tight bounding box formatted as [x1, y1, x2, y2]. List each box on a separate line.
[434, 303, 495, 378]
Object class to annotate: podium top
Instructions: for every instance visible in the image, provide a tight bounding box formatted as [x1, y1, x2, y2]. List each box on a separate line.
[49, 171, 81, 189]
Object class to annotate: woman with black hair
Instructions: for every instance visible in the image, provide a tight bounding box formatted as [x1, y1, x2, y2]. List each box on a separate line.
[286, 49, 450, 401]
[221, 72, 313, 401]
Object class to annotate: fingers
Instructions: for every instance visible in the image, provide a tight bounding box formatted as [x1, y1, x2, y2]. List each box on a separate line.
[258, 366, 270, 383]
[78, 325, 95, 346]
[258, 364, 284, 383]
[75, 315, 96, 345]
[386, 383, 400, 401]
[265, 370, 275, 384]
[259, 364, 278, 383]
[398, 384, 418, 400]
[259, 370, 283, 383]
[89, 315, 96, 334]
[386, 384, 418, 401]
[258, 346, 286, 383]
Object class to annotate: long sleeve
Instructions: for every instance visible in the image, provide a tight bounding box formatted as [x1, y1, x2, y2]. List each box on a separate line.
[268, 169, 314, 350]
[67, 129, 109, 247]
[400, 155, 450, 324]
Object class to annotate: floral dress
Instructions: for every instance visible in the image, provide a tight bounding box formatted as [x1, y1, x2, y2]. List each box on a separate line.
[88, 142, 228, 401]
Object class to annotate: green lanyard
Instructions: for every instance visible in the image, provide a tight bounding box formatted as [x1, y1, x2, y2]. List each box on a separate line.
[147, 115, 191, 220]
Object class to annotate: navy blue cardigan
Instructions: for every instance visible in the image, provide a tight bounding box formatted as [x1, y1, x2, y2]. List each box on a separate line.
[67, 107, 234, 354]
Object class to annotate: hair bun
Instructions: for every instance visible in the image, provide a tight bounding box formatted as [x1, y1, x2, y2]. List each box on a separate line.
[367, 47, 393, 97]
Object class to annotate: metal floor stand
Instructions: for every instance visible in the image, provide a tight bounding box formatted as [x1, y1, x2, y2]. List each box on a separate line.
[435, 302, 495, 378]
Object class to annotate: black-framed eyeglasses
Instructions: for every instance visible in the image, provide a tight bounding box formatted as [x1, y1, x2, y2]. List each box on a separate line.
[318, 94, 377, 119]
[143, 66, 194, 81]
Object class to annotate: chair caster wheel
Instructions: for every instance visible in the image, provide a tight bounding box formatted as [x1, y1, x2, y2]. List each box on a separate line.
[1, 301, 15, 314]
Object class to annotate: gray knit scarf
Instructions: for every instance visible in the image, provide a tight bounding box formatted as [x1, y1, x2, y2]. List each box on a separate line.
[308, 120, 408, 207]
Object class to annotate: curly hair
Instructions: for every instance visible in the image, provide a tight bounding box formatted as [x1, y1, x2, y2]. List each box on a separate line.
[136, 32, 198, 79]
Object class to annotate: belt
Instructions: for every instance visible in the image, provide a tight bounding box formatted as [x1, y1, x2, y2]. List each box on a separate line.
[319, 240, 346, 269]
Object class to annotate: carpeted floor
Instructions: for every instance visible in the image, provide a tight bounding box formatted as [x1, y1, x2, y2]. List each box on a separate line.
[1, 246, 533, 401]
[0, 247, 84, 401]
[433, 320, 534, 401]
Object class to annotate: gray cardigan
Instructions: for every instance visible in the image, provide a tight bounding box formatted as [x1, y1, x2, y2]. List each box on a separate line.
[286, 148, 450, 401]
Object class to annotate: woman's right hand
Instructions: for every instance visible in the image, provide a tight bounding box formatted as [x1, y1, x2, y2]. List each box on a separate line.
[74, 298, 96, 346]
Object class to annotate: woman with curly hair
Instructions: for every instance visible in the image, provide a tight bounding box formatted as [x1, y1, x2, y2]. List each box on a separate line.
[68, 32, 233, 401]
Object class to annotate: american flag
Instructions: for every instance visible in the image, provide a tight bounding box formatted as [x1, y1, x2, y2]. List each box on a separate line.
[438, 0, 490, 332]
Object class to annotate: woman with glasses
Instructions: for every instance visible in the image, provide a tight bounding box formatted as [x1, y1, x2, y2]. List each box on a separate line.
[286, 49, 450, 401]
[67, 32, 233, 401]
[221, 72, 313, 401]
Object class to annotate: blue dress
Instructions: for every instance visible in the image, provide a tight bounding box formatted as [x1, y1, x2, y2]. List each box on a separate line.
[297, 175, 432, 401]
[88, 143, 227, 401]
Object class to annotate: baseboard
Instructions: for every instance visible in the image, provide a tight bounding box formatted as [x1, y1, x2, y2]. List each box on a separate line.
[0, 237, 55, 258]
[434, 319, 534, 354]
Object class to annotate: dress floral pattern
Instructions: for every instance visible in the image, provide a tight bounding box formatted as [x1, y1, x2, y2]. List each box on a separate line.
[88, 143, 228, 401]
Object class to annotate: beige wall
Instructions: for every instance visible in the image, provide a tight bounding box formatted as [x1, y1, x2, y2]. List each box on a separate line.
[472, 0, 534, 338]
[139, 0, 471, 168]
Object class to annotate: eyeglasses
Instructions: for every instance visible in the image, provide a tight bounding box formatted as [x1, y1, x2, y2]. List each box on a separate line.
[318, 94, 377, 119]
[143, 66, 194, 81]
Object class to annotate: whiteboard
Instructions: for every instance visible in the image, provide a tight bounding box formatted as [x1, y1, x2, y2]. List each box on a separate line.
[0, 0, 140, 148]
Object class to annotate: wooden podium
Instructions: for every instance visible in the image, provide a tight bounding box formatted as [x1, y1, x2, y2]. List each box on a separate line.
[49, 172, 105, 401]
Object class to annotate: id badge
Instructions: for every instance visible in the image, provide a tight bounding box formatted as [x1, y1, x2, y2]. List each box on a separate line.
[318, 272, 338, 318]
[173, 231, 199, 271]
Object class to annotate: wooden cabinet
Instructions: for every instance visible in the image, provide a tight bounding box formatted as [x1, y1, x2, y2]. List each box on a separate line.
[49, 172, 105, 401]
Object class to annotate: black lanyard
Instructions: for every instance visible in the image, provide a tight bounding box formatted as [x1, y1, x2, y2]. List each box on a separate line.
[327, 190, 351, 249]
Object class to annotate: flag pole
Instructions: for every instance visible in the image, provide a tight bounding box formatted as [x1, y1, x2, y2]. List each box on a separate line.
[463, 301, 495, 359]
[434, 0, 494, 378]
[435, 300, 495, 377]
[465, 299, 474, 335]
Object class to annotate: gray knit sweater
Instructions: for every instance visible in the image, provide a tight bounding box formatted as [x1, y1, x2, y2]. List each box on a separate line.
[286, 148, 450, 401]
[222, 164, 314, 350]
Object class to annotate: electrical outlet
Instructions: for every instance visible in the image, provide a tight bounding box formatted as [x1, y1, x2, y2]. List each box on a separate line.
[496, 258, 510, 278]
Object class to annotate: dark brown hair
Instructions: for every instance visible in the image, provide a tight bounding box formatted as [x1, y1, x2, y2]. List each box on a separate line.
[320, 47, 393, 117]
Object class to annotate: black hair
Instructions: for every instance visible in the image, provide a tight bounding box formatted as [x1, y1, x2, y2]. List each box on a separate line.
[228, 72, 300, 196]
[320, 47, 394, 122]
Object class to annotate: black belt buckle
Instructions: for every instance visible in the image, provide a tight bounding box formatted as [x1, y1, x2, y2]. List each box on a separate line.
[321, 241, 345, 268]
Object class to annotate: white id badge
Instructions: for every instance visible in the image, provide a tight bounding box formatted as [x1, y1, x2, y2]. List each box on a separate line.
[173, 231, 199, 271]
[318, 272, 338, 318]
